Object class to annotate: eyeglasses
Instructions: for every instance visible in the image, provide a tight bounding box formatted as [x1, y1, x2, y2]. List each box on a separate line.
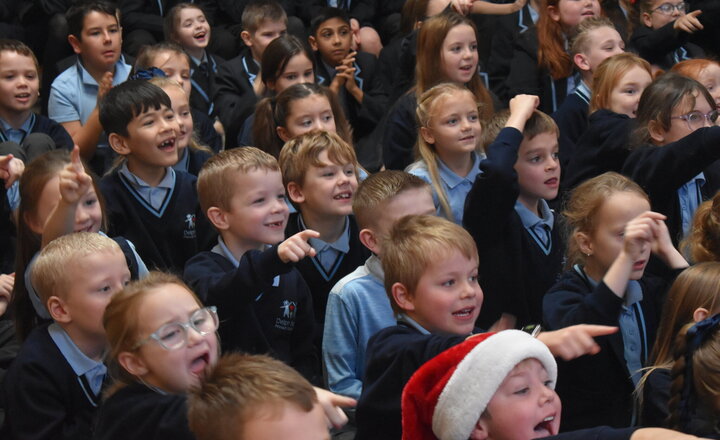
[133, 306, 219, 351]
[671, 110, 719, 130]
[651, 2, 688, 14]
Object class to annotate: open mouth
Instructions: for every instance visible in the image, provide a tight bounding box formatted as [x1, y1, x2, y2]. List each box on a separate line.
[158, 138, 176, 152]
[581, 10, 595, 15]
[544, 177, 558, 186]
[265, 219, 285, 229]
[459, 65, 474, 73]
[534, 416, 555, 435]
[194, 30, 207, 42]
[333, 192, 352, 201]
[460, 135, 475, 142]
[633, 260, 646, 271]
[452, 307, 475, 318]
[190, 352, 210, 375]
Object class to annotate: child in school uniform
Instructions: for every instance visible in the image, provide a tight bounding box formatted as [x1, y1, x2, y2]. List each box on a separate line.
[463, 95, 562, 329]
[183, 147, 317, 381]
[48, 0, 132, 175]
[355, 214, 616, 440]
[2, 233, 131, 440]
[164, 3, 225, 121]
[544, 172, 688, 431]
[98, 80, 215, 273]
[279, 131, 371, 356]
[323, 170, 436, 400]
[309, 7, 389, 168]
[672, 58, 720, 107]
[0, 40, 73, 162]
[214, 1, 288, 147]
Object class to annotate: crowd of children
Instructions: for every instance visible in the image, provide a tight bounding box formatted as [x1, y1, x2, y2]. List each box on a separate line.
[1, 0, 720, 439]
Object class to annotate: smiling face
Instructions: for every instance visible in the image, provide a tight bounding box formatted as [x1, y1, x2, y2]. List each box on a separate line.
[219, 168, 289, 253]
[421, 91, 481, 162]
[402, 249, 482, 335]
[0, 50, 39, 122]
[581, 191, 651, 281]
[162, 85, 193, 152]
[548, 0, 601, 31]
[515, 132, 560, 214]
[472, 359, 562, 440]
[151, 50, 192, 97]
[289, 150, 358, 218]
[310, 17, 352, 67]
[173, 6, 210, 56]
[609, 66, 653, 117]
[70, 10, 122, 72]
[269, 53, 314, 94]
[29, 175, 103, 235]
[440, 24, 479, 84]
[128, 283, 219, 394]
[277, 94, 336, 142]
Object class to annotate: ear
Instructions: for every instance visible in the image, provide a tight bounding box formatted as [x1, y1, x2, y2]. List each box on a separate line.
[575, 231, 593, 256]
[117, 351, 149, 377]
[694, 307, 710, 323]
[547, 5, 561, 22]
[574, 53, 591, 72]
[286, 181, 306, 204]
[68, 34, 82, 55]
[392, 282, 415, 312]
[206, 206, 229, 231]
[647, 119, 666, 145]
[47, 296, 71, 324]
[359, 228, 380, 254]
[469, 419, 490, 440]
[308, 35, 318, 52]
[641, 12, 653, 28]
[419, 126, 435, 145]
[240, 30, 253, 47]
[108, 133, 132, 156]
[277, 125, 291, 142]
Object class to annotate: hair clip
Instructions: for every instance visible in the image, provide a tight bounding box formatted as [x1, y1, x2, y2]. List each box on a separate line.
[129, 67, 167, 81]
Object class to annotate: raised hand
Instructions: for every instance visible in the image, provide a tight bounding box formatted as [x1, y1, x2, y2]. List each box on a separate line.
[278, 229, 319, 263]
[0, 154, 24, 188]
[59, 146, 93, 204]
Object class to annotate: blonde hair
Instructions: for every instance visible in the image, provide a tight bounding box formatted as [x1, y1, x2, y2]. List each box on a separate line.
[569, 17, 617, 57]
[187, 352, 318, 440]
[197, 147, 279, 214]
[352, 170, 431, 230]
[32, 232, 122, 305]
[415, 83, 480, 221]
[563, 172, 648, 268]
[103, 271, 203, 397]
[278, 131, 358, 188]
[589, 53, 652, 113]
[382, 215, 478, 314]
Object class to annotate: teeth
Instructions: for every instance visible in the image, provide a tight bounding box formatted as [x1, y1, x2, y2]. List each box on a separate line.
[544, 416, 554, 422]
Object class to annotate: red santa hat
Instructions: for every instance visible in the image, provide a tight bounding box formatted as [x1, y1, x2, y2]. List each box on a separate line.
[401, 330, 557, 440]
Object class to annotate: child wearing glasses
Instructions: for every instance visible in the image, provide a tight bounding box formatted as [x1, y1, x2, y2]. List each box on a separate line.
[94, 271, 354, 439]
[3, 233, 131, 440]
[629, 0, 705, 71]
[621, 72, 720, 246]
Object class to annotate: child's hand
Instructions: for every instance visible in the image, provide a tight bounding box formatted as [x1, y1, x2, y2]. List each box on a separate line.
[537, 324, 618, 360]
[512, 0, 528, 12]
[278, 229, 319, 263]
[0, 273, 13, 316]
[650, 215, 689, 269]
[674, 10, 703, 33]
[97, 71, 114, 103]
[59, 146, 93, 205]
[621, 211, 662, 262]
[451, 0, 473, 14]
[313, 386, 356, 429]
[505, 94, 539, 131]
[0, 154, 24, 189]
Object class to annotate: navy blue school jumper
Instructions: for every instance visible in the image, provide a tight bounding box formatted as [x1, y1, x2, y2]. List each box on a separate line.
[488, 4, 536, 104]
[543, 266, 680, 431]
[629, 23, 705, 71]
[463, 127, 564, 329]
[188, 52, 225, 117]
[621, 126, 720, 246]
[94, 383, 194, 440]
[0, 113, 74, 153]
[2, 324, 102, 440]
[99, 168, 215, 273]
[213, 48, 258, 149]
[552, 82, 591, 172]
[641, 367, 671, 427]
[507, 25, 571, 114]
[562, 109, 633, 193]
[183, 244, 317, 381]
[381, 91, 416, 171]
[355, 321, 468, 440]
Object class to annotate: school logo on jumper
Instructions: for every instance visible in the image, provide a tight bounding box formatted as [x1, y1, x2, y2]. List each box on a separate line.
[183, 214, 197, 239]
[276, 300, 297, 332]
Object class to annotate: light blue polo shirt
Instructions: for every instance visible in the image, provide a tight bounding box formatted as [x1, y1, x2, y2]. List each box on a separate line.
[299, 214, 350, 273]
[678, 172, 705, 238]
[118, 163, 176, 213]
[0, 113, 35, 144]
[515, 199, 554, 255]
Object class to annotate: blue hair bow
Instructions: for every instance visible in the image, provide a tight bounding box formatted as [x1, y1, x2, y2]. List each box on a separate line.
[129, 67, 167, 81]
[679, 314, 720, 430]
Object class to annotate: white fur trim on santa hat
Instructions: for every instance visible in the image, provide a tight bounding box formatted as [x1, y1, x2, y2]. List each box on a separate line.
[431, 330, 558, 440]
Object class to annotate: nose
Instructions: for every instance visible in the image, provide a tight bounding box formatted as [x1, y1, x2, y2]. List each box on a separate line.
[459, 280, 477, 299]
[332, 33, 341, 45]
[175, 114, 185, 132]
[539, 384, 556, 405]
[102, 30, 112, 43]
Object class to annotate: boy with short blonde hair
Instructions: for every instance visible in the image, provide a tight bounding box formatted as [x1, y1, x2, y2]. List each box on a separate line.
[323, 171, 435, 399]
[187, 352, 328, 440]
[279, 131, 371, 358]
[3, 232, 130, 440]
[185, 147, 317, 381]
